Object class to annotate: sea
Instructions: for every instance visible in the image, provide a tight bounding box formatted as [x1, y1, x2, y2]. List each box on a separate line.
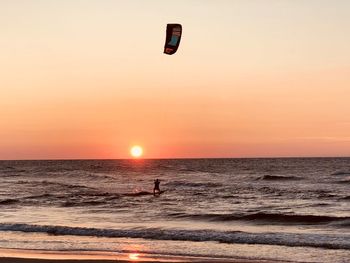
[0, 158, 349, 262]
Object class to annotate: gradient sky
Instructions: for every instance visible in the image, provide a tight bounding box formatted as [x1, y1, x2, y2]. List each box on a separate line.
[1, 0, 350, 159]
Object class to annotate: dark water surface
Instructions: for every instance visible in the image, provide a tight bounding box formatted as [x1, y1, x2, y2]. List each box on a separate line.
[0, 158, 349, 262]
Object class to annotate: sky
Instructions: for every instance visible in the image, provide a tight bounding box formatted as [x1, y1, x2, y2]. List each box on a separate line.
[1, 0, 350, 159]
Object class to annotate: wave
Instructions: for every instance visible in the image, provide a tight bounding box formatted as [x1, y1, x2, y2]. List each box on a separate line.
[60, 191, 122, 207]
[178, 168, 198, 172]
[122, 191, 165, 197]
[0, 223, 348, 250]
[0, 198, 19, 205]
[16, 180, 94, 190]
[331, 171, 350, 176]
[334, 179, 350, 184]
[317, 192, 338, 198]
[0, 166, 27, 176]
[39, 180, 95, 190]
[122, 191, 153, 197]
[165, 181, 221, 188]
[25, 193, 53, 199]
[169, 212, 350, 225]
[0, 191, 122, 207]
[257, 175, 302, 181]
[329, 219, 350, 228]
[0, 166, 25, 172]
[62, 200, 107, 207]
[0, 194, 62, 206]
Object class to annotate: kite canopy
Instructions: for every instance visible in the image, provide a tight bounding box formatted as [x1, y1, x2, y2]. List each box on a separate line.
[164, 24, 182, 55]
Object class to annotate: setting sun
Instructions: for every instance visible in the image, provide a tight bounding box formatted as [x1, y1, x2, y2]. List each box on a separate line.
[130, 146, 143, 158]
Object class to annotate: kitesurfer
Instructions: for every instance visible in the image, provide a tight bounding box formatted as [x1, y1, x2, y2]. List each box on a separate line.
[153, 179, 161, 196]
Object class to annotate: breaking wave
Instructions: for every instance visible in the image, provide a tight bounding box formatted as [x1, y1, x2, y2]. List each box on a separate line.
[169, 212, 350, 225]
[0, 223, 348, 250]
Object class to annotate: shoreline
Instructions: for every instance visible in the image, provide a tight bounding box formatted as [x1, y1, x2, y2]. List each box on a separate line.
[0, 248, 287, 263]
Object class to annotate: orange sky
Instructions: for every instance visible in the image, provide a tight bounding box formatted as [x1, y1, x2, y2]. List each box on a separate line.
[1, 1, 350, 159]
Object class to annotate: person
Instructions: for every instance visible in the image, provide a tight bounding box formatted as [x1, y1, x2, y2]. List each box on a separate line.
[153, 179, 161, 196]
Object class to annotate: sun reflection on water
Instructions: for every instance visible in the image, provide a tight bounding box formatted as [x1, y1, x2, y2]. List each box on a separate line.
[128, 253, 140, 261]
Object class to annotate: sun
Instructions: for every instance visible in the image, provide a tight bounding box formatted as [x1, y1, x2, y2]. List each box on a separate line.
[130, 145, 143, 158]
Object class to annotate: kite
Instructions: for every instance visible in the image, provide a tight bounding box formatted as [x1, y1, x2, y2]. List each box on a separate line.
[164, 24, 182, 55]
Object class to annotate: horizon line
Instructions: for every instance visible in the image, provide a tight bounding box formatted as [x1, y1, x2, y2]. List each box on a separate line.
[1, 156, 349, 161]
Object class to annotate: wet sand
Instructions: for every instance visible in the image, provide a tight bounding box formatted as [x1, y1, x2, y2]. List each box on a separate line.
[0, 248, 285, 263]
[0, 258, 284, 263]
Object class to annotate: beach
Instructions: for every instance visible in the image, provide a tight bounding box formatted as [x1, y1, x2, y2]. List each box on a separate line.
[0, 248, 287, 263]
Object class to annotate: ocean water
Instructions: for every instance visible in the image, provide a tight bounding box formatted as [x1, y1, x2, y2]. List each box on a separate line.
[0, 158, 349, 262]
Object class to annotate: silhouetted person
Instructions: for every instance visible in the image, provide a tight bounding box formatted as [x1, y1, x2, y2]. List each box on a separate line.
[153, 179, 161, 196]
